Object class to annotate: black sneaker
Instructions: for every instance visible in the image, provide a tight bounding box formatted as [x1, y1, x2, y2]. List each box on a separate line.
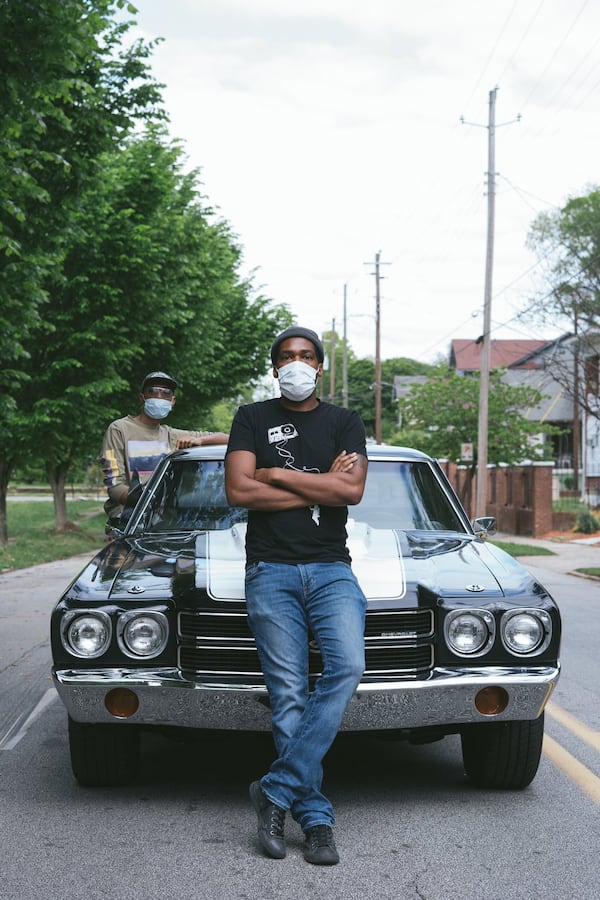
[303, 825, 340, 865]
[249, 781, 286, 859]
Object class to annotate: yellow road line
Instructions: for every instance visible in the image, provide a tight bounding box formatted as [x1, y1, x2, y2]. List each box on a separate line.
[543, 734, 600, 806]
[545, 701, 600, 753]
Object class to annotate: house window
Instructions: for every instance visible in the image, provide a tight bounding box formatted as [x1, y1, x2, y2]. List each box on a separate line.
[585, 355, 599, 396]
[552, 429, 573, 469]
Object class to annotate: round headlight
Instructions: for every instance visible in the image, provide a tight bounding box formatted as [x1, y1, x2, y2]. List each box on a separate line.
[502, 611, 546, 654]
[120, 613, 168, 658]
[65, 613, 111, 658]
[445, 610, 494, 656]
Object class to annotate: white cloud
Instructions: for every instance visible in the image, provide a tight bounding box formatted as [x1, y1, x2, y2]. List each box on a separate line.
[127, 0, 600, 362]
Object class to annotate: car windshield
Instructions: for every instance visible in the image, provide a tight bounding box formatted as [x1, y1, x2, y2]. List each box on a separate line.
[130, 460, 247, 534]
[352, 460, 467, 532]
[129, 456, 467, 535]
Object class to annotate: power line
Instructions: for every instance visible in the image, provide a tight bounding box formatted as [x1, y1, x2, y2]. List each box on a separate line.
[460, 0, 521, 116]
[495, 0, 548, 87]
[519, 0, 593, 111]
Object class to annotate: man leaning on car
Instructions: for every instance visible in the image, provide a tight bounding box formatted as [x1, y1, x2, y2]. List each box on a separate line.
[225, 325, 368, 866]
[100, 370, 228, 531]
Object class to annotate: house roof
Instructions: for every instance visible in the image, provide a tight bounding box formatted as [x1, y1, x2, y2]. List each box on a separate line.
[393, 375, 429, 400]
[501, 369, 573, 423]
[450, 339, 552, 372]
[394, 368, 572, 424]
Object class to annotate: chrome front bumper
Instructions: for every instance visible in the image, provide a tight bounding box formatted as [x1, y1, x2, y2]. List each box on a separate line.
[53, 664, 560, 731]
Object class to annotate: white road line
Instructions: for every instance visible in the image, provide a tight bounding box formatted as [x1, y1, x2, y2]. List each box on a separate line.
[0, 688, 58, 751]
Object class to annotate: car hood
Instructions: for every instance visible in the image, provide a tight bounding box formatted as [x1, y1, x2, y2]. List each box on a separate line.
[76, 522, 539, 608]
[198, 522, 530, 603]
[69, 520, 545, 607]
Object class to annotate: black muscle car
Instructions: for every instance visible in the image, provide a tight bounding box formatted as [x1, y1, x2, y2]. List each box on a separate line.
[51, 444, 561, 788]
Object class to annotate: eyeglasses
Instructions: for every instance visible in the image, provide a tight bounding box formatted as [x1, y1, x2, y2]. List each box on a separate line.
[145, 386, 174, 398]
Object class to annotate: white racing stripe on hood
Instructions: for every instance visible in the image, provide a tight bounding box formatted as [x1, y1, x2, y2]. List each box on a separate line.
[201, 521, 406, 602]
[203, 525, 247, 600]
[347, 519, 406, 599]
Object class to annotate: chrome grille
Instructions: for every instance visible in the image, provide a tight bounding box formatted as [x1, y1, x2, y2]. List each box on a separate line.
[177, 609, 434, 679]
[179, 611, 252, 642]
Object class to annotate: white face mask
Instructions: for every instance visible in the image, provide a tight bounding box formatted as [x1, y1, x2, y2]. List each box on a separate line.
[144, 398, 173, 420]
[277, 361, 319, 402]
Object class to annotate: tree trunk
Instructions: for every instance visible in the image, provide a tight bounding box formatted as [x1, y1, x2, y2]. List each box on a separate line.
[0, 456, 16, 546]
[46, 460, 70, 531]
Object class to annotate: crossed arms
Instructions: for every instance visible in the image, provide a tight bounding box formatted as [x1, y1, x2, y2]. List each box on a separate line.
[225, 450, 368, 511]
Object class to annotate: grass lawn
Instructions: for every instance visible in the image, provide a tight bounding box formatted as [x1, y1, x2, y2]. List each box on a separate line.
[0, 500, 105, 572]
[0, 506, 561, 572]
[490, 540, 555, 557]
[574, 567, 600, 578]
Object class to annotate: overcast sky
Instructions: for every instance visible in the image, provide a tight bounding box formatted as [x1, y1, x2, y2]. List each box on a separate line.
[127, 0, 600, 363]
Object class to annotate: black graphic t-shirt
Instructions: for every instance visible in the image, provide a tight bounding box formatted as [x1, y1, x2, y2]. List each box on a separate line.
[226, 399, 367, 564]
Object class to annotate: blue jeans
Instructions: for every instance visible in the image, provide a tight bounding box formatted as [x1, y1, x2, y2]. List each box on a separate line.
[245, 561, 366, 831]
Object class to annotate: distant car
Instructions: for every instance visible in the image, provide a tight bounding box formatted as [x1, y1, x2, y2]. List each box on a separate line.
[51, 444, 561, 789]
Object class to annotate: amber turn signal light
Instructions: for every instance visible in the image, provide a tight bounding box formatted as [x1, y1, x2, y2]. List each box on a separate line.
[475, 686, 509, 715]
[104, 687, 139, 718]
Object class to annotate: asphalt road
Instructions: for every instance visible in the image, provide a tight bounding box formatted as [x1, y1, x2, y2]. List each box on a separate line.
[1, 546, 599, 900]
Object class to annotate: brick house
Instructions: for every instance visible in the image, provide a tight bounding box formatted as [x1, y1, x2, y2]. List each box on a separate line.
[394, 334, 600, 530]
[396, 333, 600, 505]
[449, 335, 576, 472]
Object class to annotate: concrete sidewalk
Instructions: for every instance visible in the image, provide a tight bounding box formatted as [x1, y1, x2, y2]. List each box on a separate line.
[495, 531, 600, 577]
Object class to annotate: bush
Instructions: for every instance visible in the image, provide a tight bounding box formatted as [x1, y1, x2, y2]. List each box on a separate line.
[574, 509, 600, 534]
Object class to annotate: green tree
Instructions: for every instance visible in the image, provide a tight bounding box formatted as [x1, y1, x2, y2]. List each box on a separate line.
[527, 187, 600, 331]
[16, 130, 288, 530]
[322, 339, 433, 441]
[527, 187, 600, 429]
[0, 0, 162, 384]
[395, 367, 556, 500]
[0, 0, 164, 542]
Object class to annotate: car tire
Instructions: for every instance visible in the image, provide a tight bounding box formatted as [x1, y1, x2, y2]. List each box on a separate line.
[68, 716, 141, 786]
[460, 713, 544, 789]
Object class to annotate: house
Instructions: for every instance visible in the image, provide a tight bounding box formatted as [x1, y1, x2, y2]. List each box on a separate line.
[450, 335, 600, 504]
[395, 334, 600, 504]
[394, 332, 600, 506]
[449, 338, 553, 374]
[449, 336, 576, 471]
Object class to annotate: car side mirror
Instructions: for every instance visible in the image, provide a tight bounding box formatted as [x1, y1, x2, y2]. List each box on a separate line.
[472, 516, 497, 537]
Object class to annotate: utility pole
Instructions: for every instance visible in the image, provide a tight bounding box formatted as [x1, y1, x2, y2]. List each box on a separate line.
[461, 88, 520, 518]
[329, 318, 336, 403]
[573, 307, 580, 493]
[476, 88, 496, 519]
[375, 253, 382, 443]
[342, 284, 348, 408]
[365, 251, 390, 444]
[319, 330, 325, 400]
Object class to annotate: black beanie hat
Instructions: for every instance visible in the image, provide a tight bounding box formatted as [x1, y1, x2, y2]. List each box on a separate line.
[270, 326, 325, 365]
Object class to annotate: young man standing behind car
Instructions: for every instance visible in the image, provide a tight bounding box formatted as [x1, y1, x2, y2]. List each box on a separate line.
[225, 326, 368, 866]
[101, 371, 228, 529]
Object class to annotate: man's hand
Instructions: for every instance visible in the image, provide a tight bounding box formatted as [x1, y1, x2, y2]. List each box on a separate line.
[329, 450, 358, 473]
[175, 436, 203, 449]
[253, 451, 356, 485]
[176, 433, 228, 449]
[226, 448, 367, 510]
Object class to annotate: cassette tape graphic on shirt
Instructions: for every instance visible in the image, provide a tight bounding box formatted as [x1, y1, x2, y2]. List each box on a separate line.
[268, 423, 299, 444]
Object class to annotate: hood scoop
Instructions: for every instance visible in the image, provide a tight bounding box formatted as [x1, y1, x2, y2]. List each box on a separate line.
[406, 534, 468, 558]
